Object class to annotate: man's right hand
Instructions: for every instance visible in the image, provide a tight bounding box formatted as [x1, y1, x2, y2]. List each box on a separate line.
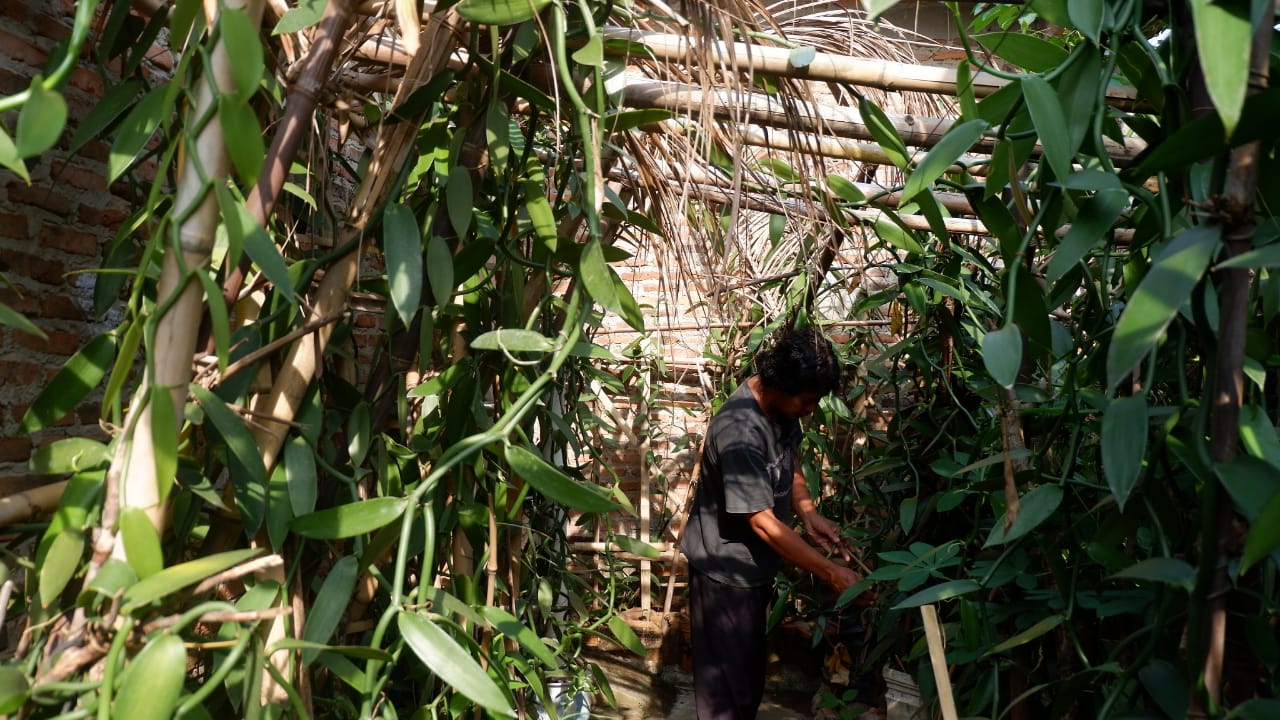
[827, 564, 862, 594]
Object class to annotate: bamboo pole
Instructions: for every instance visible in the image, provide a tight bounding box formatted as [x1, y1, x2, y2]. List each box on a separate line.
[921, 605, 960, 720]
[0, 481, 69, 528]
[110, 0, 264, 544]
[1197, 13, 1272, 714]
[621, 76, 1146, 166]
[603, 28, 1140, 110]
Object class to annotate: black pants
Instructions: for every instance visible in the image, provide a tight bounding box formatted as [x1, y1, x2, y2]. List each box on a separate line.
[689, 567, 772, 720]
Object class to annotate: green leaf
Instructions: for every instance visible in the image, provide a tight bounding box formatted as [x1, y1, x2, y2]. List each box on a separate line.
[981, 324, 1022, 389]
[1243, 491, 1280, 571]
[78, 558, 137, 609]
[614, 535, 663, 559]
[982, 615, 1064, 657]
[122, 548, 264, 611]
[873, 216, 923, 255]
[28, 438, 110, 475]
[826, 175, 866, 204]
[347, 401, 371, 467]
[478, 606, 560, 668]
[972, 32, 1070, 73]
[446, 165, 474, 237]
[109, 83, 171, 183]
[119, 507, 163, 579]
[1214, 242, 1280, 270]
[0, 126, 28, 182]
[274, 0, 325, 34]
[285, 436, 318, 517]
[426, 234, 454, 307]
[983, 484, 1063, 547]
[384, 201, 422, 327]
[1216, 455, 1280, 525]
[70, 79, 143, 153]
[787, 45, 817, 69]
[0, 301, 44, 338]
[38, 530, 84, 604]
[1056, 47, 1102, 156]
[862, 0, 903, 21]
[603, 108, 671, 135]
[1067, 0, 1105, 44]
[150, 387, 178, 502]
[220, 7, 264, 102]
[218, 96, 265, 182]
[1228, 699, 1280, 719]
[471, 329, 555, 353]
[892, 580, 981, 609]
[607, 613, 646, 657]
[291, 496, 408, 539]
[572, 34, 604, 67]
[1106, 226, 1220, 388]
[1046, 188, 1128, 283]
[242, 216, 294, 301]
[1102, 393, 1148, 511]
[1109, 558, 1196, 591]
[21, 332, 117, 432]
[271, 640, 393, 662]
[859, 97, 909, 169]
[398, 612, 515, 716]
[1190, 0, 1252, 137]
[1240, 404, 1280, 469]
[16, 77, 68, 158]
[900, 119, 987, 204]
[301, 555, 359, 664]
[114, 633, 186, 720]
[505, 445, 622, 513]
[1021, 76, 1071, 182]
[0, 665, 30, 715]
[579, 238, 624, 320]
[191, 384, 269, 535]
[266, 464, 292, 550]
[456, 0, 551, 25]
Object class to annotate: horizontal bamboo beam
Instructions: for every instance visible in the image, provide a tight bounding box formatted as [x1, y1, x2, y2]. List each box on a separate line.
[603, 28, 1140, 110]
[621, 76, 1145, 166]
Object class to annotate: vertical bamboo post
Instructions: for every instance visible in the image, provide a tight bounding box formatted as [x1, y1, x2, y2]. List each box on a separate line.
[920, 605, 959, 720]
[108, 0, 264, 552]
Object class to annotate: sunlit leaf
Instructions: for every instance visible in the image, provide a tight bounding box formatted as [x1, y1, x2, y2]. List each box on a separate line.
[38, 530, 84, 604]
[28, 438, 110, 475]
[471, 329, 555, 353]
[274, 0, 325, 34]
[606, 613, 646, 656]
[873, 216, 923, 255]
[505, 444, 622, 513]
[398, 612, 515, 716]
[0, 665, 30, 715]
[0, 126, 28, 182]
[859, 97, 909, 169]
[456, 0, 551, 25]
[291, 497, 408, 539]
[21, 332, 117, 432]
[220, 7, 264, 102]
[218, 96, 265, 182]
[1102, 393, 1148, 511]
[113, 633, 186, 720]
[122, 548, 263, 611]
[826, 175, 866, 204]
[1190, 0, 1252, 137]
[1107, 226, 1220, 388]
[478, 606, 560, 668]
[16, 77, 67, 158]
[241, 216, 294, 302]
[572, 34, 604, 67]
[862, 0, 903, 21]
[120, 507, 163, 579]
[787, 45, 817, 69]
[149, 387, 178, 503]
[284, 435, 318, 516]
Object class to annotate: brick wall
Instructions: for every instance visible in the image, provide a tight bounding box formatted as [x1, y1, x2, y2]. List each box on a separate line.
[0, 0, 128, 495]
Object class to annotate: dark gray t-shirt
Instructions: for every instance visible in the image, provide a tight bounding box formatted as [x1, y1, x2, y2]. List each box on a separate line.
[681, 381, 801, 588]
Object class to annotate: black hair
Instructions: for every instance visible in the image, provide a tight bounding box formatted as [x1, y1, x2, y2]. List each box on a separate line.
[755, 328, 841, 397]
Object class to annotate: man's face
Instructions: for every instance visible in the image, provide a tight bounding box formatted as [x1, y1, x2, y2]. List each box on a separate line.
[774, 391, 824, 421]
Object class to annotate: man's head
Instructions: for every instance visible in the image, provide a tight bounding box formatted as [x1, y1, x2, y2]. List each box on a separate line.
[754, 328, 841, 419]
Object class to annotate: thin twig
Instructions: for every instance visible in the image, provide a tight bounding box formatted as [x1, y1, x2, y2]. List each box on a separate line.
[192, 554, 285, 596]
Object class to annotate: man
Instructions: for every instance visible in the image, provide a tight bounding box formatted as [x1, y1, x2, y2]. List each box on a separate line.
[681, 327, 862, 720]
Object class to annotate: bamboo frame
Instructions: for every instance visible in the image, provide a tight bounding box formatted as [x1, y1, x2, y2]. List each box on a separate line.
[603, 28, 1140, 109]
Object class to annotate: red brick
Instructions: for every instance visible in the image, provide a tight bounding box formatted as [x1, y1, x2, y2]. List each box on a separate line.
[7, 181, 77, 216]
[0, 67, 27, 96]
[76, 404, 102, 425]
[50, 160, 107, 193]
[78, 140, 110, 164]
[0, 28, 46, 66]
[0, 288, 39, 314]
[33, 14, 71, 46]
[0, 360, 43, 386]
[67, 67, 103, 98]
[0, 248, 66, 285]
[77, 203, 128, 228]
[40, 224, 100, 256]
[0, 211, 30, 239]
[0, 438, 31, 463]
[353, 313, 377, 328]
[38, 295, 86, 321]
[16, 329, 82, 356]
